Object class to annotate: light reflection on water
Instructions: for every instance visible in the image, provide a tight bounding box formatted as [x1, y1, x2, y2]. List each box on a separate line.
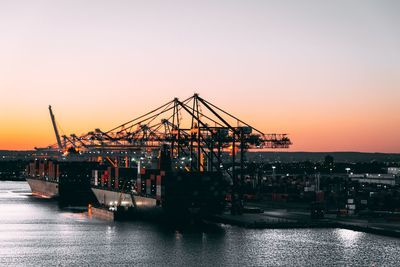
[1, 181, 400, 266]
[336, 229, 363, 247]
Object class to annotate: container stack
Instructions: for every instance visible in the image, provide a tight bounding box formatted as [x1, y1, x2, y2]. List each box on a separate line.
[161, 171, 229, 215]
[116, 167, 137, 191]
[26, 160, 100, 205]
[26, 159, 56, 181]
[89, 165, 230, 216]
[136, 168, 165, 199]
[26, 161, 39, 177]
[92, 166, 137, 193]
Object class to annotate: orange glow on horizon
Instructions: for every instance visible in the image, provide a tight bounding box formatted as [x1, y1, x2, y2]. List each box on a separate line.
[1, 1, 399, 153]
[1, 98, 399, 153]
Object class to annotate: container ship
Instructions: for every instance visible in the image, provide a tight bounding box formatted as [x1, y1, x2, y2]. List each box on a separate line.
[91, 167, 230, 217]
[31, 96, 290, 219]
[90, 149, 231, 219]
[26, 159, 99, 205]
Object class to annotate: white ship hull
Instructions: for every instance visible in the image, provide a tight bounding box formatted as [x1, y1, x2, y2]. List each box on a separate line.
[26, 178, 59, 198]
[91, 188, 158, 210]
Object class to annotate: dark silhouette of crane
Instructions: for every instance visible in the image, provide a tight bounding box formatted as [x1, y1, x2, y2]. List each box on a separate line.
[42, 94, 291, 165]
[48, 105, 63, 151]
[39, 94, 292, 213]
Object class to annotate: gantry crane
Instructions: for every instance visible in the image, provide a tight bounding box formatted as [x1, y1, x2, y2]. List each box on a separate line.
[49, 95, 290, 150]
[40, 93, 291, 185]
[39, 94, 292, 213]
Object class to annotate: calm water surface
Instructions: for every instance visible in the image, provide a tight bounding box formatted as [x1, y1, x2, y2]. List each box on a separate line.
[0, 181, 399, 266]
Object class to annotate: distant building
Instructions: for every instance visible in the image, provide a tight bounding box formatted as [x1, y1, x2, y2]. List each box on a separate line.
[388, 167, 400, 175]
[349, 173, 396, 186]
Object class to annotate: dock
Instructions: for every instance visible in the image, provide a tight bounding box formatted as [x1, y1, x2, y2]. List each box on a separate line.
[208, 208, 400, 238]
[210, 211, 335, 229]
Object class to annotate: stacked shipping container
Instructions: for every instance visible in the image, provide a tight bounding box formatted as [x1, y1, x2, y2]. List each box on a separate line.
[91, 166, 229, 216]
[26, 160, 99, 205]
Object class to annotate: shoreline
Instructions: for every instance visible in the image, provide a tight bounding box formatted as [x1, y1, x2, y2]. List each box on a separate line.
[209, 210, 400, 238]
[2, 180, 399, 238]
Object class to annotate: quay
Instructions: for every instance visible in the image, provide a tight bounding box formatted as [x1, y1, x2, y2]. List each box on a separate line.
[208, 207, 400, 238]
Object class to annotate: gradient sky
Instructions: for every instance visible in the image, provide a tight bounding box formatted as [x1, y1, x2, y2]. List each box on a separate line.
[1, 0, 399, 152]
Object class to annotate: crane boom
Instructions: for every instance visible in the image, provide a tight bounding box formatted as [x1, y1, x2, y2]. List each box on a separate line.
[41, 95, 291, 154]
[48, 105, 63, 151]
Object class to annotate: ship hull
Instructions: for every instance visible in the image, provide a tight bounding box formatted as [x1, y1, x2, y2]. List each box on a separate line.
[26, 178, 59, 198]
[91, 188, 158, 210]
[26, 160, 99, 206]
[26, 177, 97, 205]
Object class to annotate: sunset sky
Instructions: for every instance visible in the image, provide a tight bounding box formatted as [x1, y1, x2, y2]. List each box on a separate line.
[1, 1, 399, 152]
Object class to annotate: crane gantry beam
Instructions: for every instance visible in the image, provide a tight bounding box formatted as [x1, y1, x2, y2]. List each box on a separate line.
[41, 95, 291, 169]
[38, 95, 292, 215]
